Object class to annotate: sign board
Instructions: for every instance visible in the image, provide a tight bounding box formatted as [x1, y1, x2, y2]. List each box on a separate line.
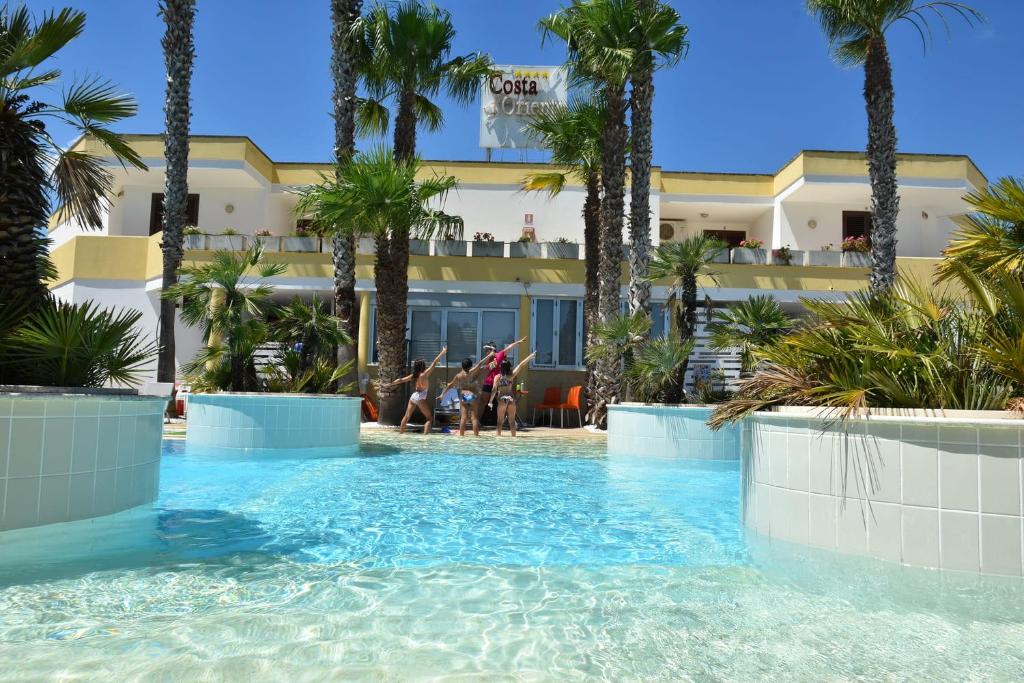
[479, 65, 567, 150]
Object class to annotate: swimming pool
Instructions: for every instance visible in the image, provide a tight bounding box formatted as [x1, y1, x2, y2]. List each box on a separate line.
[1, 433, 1022, 679]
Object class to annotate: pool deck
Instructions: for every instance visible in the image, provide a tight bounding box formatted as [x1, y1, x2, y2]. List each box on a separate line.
[162, 420, 603, 441]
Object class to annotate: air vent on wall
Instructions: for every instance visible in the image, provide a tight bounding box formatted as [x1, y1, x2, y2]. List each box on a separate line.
[659, 223, 675, 240]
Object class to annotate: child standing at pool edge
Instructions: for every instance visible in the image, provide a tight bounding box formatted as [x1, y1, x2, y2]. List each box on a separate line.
[383, 346, 446, 434]
[489, 351, 536, 437]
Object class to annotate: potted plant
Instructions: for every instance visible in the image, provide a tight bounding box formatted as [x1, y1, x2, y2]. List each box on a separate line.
[807, 242, 842, 266]
[282, 226, 320, 252]
[409, 237, 430, 255]
[731, 238, 766, 265]
[510, 236, 542, 258]
[253, 229, 279, 251]
[471, 231, 503, 257]
[545, 237, 579, 260]
[207, 228, 246, 251]
[841, 236, 872, 267]
[435, 230, 467, 256]
[183, 225, 205, 250]
[771, 244, 800, 266]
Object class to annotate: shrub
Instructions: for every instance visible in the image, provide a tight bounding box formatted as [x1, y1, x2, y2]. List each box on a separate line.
[473, 231, 495, 242]
[738, 238, 763, 249]
[841, 236, 870, 253]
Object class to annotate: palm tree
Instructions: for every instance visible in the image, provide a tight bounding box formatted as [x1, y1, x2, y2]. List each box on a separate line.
[523, 97, 605, 410]
[626, 0, 688, 316]
[706, 295, 795, 374]
[626, 337, 695, 404]
[938, 177, 1024, 282]
[156, 0, 196, 384]
[163, 242, 287, 392]
[0, 6, 145, 302]
[806, 0, 981, 292]
[271, 294, 351, 376]
[295, 147, 463, 421]
[328, 0, 363, 391]
[585, 311, 650, 427]
[646, 235, 726, 389]
[353, 0, 491, 423]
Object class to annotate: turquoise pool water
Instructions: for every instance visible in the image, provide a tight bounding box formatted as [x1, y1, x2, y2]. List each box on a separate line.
[1, 433, 1023, 680]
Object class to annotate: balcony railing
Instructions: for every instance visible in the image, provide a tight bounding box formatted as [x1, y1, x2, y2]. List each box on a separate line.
[182, 235, 873, 268]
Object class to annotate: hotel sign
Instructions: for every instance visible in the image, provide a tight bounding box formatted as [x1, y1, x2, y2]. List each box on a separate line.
[479, 65, 567, 150]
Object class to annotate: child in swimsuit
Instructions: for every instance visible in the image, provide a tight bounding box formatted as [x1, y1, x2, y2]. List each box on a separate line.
[383, 346, 446, 434]
[442, 353, 494, 436]
[488, 351, 536, 437]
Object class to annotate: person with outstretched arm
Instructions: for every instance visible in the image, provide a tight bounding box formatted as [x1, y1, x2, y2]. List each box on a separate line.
[382, 346, 447, 434]
[478, 337, 527, 422]
[489, 351, 536, 437]
[442, 352, 495, 436]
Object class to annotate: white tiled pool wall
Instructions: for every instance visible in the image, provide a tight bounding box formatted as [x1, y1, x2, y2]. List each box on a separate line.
[0, 395, 165, 532]
[607, 404, 741, 459]
[186, 394, 362, 451]
[742, 414, 1024, 576]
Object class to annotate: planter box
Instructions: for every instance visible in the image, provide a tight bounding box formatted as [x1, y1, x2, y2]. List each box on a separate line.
[731, 248, 767, 265]
[435, 240, 467, 257]
[806, 250, 842, 267]
[183, 234, 206, 250]
[409, 239, 430, 256]
[357, 237, 377, 255]
[770, 250, 805, 266]
[843, 251, 872, 268]
[545, 242, 580, 260]
[707, 249, 731, 264]
[282, 236, 320, 252]
[207, 235, 246, 251]
[471, 241, 503, 257]
[510, 242, 542, 258]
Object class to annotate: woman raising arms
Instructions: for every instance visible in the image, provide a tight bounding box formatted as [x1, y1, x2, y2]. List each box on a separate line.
[383, 346, 447, 434]
[488, 351, 536, 437]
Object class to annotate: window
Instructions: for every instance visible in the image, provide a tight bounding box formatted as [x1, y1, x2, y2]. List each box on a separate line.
[702, 229, 745, 247]
[150, 193, 199, 235]
[531, 298, 583, 368]
[842, 211, 872, 242]
[368, 306, 519, 367]
[650, 302, 668, 339]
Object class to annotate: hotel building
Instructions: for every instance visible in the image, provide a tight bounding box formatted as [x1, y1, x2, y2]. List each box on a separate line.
[49, 135, 985, 414]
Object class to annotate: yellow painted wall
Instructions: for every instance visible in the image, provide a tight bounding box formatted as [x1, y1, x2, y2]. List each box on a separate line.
[49, 233, 163, 288]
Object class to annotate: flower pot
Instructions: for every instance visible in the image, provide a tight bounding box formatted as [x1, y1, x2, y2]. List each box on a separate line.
[471, 241, 503, 257]
[253, 236, 280, 251]
[207, 235, 246, 251]
[510, 242, 542, 258]
[770, 250, 805, 266]
[706, 249, 730, 264]
[409, 239, 430, 256]
[843, 251, 872, 268]
[282, 236, 320, 252]
[806, 250, 842, 267]
[435, 240, 467, 257]
[730, 248, 766, 265]
[545, 242, 579, 260]
[183, 234, 206, 250]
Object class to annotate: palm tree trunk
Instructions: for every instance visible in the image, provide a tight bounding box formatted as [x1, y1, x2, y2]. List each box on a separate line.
[376, 86, 418, 425]
[0, 116, 50, 304]
[330, 0, 362, 394]
[864, 36, 899, 292]
[583, 173, 601, 415]
[678, 276, 697, 394]
[591, 82, 629, 429]
[628, 6, 654, 317]
[157, 0, 196, 385]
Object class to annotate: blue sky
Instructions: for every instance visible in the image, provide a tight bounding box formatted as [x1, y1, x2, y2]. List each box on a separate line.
[26, 0, 1024, 179]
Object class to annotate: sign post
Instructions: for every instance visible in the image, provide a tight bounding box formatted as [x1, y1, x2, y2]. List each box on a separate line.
[479, 65, 567, 151]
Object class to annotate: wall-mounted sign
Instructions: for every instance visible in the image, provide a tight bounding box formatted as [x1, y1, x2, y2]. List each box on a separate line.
[479, 65, 567, 150]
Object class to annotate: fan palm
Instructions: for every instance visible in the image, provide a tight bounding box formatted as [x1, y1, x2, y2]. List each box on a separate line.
[328, 0, 363, 392]
[0, 5, 146, 302]
[156, 0, 195, 385]
[523, 97, 605, 409]
[937, 177, 1024, 281]
[626, 337, 695, 404]
[353, 0, 490, 423]
[626, 0, 688, 317]
[163, 241, 287, 391]
[706, 295, 795, 374]
[295, 147, 462, 420]
[585, 311, 651, 427]
[271, 294, 352, 376]
[806, 0, 982, 292]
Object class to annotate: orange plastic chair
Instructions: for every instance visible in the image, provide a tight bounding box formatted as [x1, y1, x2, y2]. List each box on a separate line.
[557, 385, 584, 428]
[361, 394, 379, 422]
[532, 386, 563, 427]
